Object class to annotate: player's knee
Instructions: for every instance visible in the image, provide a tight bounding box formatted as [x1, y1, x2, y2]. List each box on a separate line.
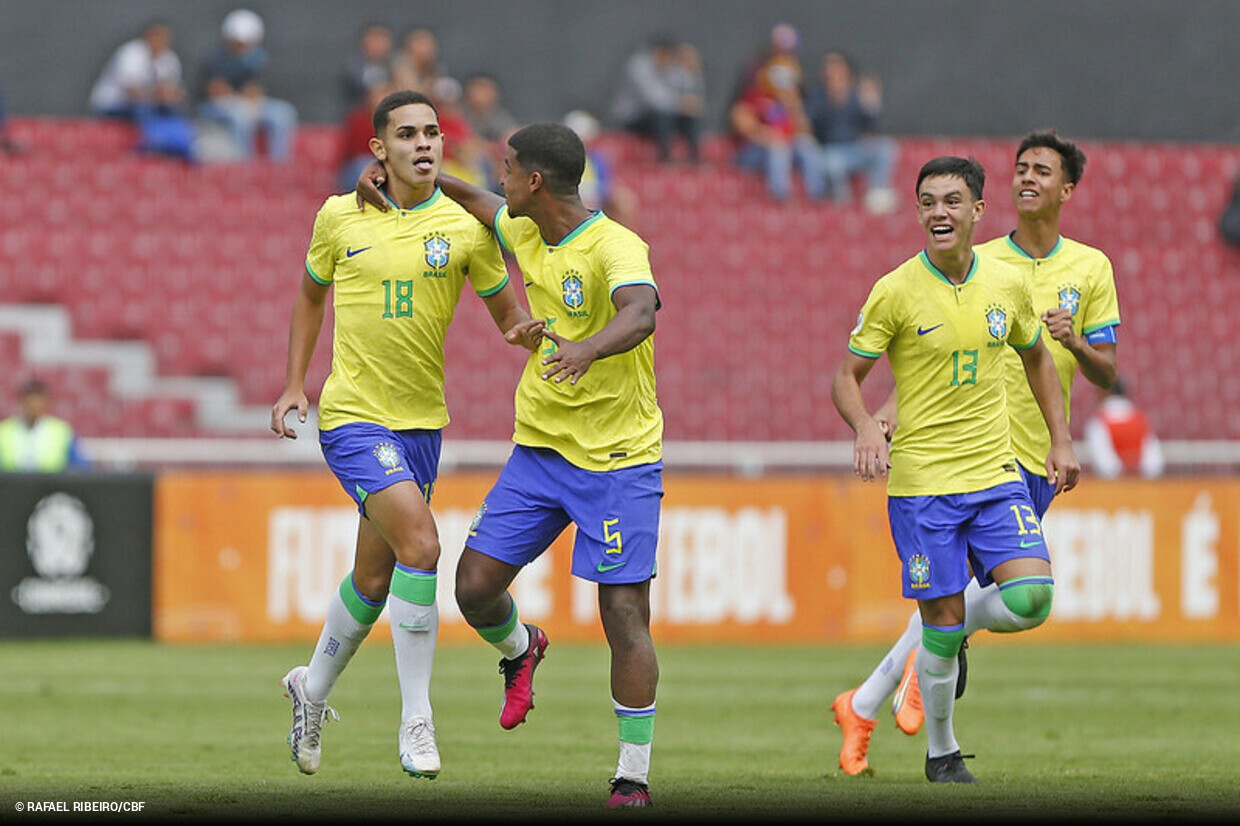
[395, 528, 441, 571]
[999, 578, 1054, 626]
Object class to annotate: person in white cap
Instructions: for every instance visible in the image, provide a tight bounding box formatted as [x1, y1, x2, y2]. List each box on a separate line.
[196, 8, 298, 161]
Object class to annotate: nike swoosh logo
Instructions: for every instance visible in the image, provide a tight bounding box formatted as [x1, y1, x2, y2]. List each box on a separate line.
[346, 246, 372, 258]
[523, 281, 534, 287]
[597, 560, 627, 573]
[398, 621, 431, 631]
[1019, 539, 1043, 548]
[917, 324, 944, 336]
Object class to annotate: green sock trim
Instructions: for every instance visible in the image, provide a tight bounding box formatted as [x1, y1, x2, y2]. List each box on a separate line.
[921, 623, 966, 659]
[390, 565, 437, 606]
[617, 712, 655, 745]
[338, 574, 384, 625]
[1000, 577, 1054, 621]
[475, 602, 519, 644]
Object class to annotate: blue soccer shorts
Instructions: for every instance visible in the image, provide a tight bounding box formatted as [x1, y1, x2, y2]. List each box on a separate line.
[319, 423, 442, 515]
[887, 480, 1051, 600]
[1019, 462, 1056, 518]
[466, 445, 663, 585]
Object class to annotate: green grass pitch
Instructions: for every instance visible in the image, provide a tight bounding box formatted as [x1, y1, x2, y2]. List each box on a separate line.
[1, 639, 1237, 822]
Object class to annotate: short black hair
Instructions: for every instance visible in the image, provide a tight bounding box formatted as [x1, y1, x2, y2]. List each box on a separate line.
[19, 378, 47, 396]
[1017, 129, 1087, 185]
[373, 89, 438, 135]
[507, 122, 586, 195]
[917, 155, 985, 201]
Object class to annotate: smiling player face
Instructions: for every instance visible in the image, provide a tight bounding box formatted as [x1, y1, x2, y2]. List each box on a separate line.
[917, 174, 985, 256]
[370, 102, 442, 193]
[1012, 145, 1074, 219]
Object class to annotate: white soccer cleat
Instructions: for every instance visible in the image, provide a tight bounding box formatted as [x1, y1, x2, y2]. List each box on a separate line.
[282, 665, 338, 775]
[398, 717, 441, 779]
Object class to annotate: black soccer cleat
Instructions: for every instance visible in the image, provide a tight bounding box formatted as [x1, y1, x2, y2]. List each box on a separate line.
[925, 750, 977, 783]
[955, 636, 970, 699]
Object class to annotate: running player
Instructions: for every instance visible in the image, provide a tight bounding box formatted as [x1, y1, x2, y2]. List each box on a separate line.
[272, 89, 538, 779]
[356, 121, 663, 808]
[831, 155, 1080, 782]
[831, 131, 1119, 777]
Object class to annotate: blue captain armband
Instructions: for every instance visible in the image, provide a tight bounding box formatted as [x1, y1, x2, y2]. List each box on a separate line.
[1083, 324, 1118, 345]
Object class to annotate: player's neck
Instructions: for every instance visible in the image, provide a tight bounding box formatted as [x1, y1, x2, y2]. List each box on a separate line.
[534, 198, 594, 246]
[927, 247, 974, 285]
[1011, 214, 1061, 259]
[385, 178, 437, 211]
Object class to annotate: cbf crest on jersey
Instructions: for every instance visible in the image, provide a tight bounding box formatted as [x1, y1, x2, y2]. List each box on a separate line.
[985, 305, 1008, 340]
[423, 233, 451, 269]
[562, 271, 585, 310]
[1058, 285, 1081, 315]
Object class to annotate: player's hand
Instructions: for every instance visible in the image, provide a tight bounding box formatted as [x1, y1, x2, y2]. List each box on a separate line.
[1041, 308, 1080, 350]
[539, 330, 597, 385]
[853, 418, 891, 482]
[355, 159, 389, 212]
[1045, 441, 1081, 494]
[505, 318, 546, 351]
[271, 390, 309, 439]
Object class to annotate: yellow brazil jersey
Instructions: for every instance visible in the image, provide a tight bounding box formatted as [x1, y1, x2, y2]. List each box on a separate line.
[848, 250, 1041, 497]
[977, 234, 1121, 476]
[495, 206, 662, 471]
[305, 188, 508, 431]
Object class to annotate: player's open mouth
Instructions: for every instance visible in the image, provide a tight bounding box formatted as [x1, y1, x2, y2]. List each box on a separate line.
[1018, 188, 1039, 199]
[413, 157, 435, 171]
[931, 225, 953, 237]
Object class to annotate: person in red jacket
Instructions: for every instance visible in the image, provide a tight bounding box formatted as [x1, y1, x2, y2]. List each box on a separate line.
[1083, 378, 1164, 478]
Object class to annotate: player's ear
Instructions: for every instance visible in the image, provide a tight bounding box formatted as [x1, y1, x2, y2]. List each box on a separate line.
[369, 137, 386, 161]
[528, 169, 544, 193]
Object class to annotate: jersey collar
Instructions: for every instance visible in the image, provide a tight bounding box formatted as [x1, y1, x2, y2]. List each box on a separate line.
[544, 210, 604, 247]
[1004, 231, 1063, 260]
[919, 249, 977, 286]
[381, 185, 443, 212]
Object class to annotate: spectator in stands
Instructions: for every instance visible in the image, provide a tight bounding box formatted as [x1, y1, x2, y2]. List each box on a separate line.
[610, 35, 705, 164]
[196, 8, 298, 163]
[1083, 378, 1164, 478]
[430, 76, 489, 189]
[340, 22, 395, 115]
[391, 26, 449, 98]
[804, 51, 899, 214]
[88, 20, 196, 161]
[564, 109, 639, 230]
[461, 72, 520, 192]
[728, 23, 823, 202]
[337, 81, 393, 193]
[0, 379, 89, 473]
[89, 20, 188, 121]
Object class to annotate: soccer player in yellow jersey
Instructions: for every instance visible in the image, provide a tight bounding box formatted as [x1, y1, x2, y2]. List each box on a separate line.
[271, 90, 537, 780]
[832, 155, 1080, 783]
[358, 121, 663, 808]
[831, 132, 1120, 778]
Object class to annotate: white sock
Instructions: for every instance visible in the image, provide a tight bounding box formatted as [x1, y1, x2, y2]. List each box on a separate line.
[496, 619, 530, 661]
[617, 741, 652, 786]
[304, 586, 377, 702]
[614, 699, 656, 785]
[389, 596, 438, 721]
[964, 580, 1039, 635]
[852, 608, 922, 719]
[916, 645, 960, 758]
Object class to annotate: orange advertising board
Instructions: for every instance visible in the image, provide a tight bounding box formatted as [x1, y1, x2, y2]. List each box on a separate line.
[153, 472, 1240, 643]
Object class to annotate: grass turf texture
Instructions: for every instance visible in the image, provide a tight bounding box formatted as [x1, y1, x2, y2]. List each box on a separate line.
[1, 640, 1237, 822]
